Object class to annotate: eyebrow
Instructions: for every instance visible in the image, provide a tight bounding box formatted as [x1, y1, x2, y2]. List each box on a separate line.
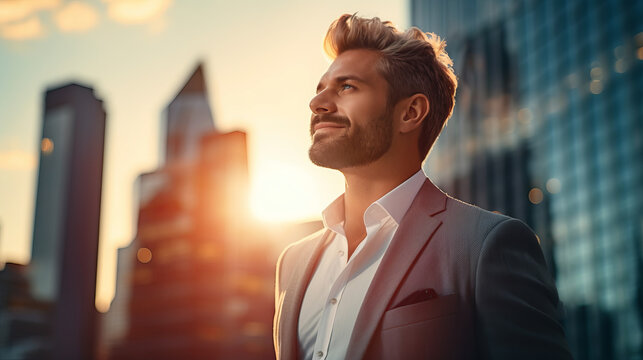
[316, 74, 368, 92]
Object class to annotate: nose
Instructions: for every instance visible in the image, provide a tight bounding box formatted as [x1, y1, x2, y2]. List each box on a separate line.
[309, 90, 336, 114]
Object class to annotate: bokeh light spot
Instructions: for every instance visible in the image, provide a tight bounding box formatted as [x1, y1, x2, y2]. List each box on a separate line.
[137, 247, 152, 263]
[41, 138, 54, 154]
[590, 67, 603, 80]
[529, 188, 544, 204]
[546, 178, 561, 194]
[590, 80, 603, 94]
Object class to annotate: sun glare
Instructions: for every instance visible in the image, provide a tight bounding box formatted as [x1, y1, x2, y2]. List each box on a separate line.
[250, 162, 322, 223]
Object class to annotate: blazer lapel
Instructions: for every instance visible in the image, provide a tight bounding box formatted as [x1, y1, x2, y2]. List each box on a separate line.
[279, 229, 333, 360]
[345, 179, 448, 359]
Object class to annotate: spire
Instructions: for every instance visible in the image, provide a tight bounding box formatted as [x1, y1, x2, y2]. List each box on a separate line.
[164, 62, 216, 164]
[176, 63, 207, 97]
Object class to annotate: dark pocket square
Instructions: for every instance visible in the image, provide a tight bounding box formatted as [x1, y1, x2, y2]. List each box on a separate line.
[393, 288, 438, 308]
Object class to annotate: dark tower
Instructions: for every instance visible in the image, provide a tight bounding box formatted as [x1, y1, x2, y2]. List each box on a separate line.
[30, 83, 106, 359]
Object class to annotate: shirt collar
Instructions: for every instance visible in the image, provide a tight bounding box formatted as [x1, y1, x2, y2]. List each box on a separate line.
[374, 169, 426, 225]
[321, 169, 427, 231]
[321, 194, 345, 234]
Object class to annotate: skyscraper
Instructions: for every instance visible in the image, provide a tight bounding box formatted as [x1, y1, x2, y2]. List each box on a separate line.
[412, 1, 643, 358]
[0, 262, 50, 359]
[164, 64, 216, 164]
[30, 83, 106, 359]
[107, 64, 275, 359]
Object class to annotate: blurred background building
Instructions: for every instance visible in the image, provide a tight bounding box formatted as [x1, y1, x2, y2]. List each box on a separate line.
[0, 84, 106, 359]
[0, 62, 322, 360]
[100, 64, 319, 360]
[413, 0, 643, 359]
[0, 262, 49, 359]
[101, 64, 272, 359]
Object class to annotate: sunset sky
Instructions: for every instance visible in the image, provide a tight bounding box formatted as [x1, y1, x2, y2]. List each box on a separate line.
[0, 0, 408, 311]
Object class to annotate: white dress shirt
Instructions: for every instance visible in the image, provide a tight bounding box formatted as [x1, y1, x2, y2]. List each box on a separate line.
[297, 170, 427, 360]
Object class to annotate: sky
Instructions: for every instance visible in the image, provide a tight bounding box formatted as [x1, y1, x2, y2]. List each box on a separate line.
[0, 0, 408, 311]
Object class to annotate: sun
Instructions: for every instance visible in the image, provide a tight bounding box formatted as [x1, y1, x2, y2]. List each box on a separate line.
[249, 161, 326, 223]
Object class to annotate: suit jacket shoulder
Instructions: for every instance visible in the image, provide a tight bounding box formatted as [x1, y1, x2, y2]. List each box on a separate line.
[443, 195, 513, 241]
[275, 228, 326, 290]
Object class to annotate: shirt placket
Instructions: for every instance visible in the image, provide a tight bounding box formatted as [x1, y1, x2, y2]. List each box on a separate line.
[311, 235, 349, 360]
[311, 217, 389, 360]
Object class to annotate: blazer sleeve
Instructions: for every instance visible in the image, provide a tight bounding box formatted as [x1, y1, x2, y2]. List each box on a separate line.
[474, 218, 573, 359]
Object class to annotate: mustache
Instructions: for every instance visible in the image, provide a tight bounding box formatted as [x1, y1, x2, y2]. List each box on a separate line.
[310, 114, 350, 135]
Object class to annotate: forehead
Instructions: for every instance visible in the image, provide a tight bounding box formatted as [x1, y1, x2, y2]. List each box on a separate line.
[319, 48, 384, 84]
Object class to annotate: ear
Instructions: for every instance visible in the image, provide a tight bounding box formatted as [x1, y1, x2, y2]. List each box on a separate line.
[398, 94, 430, 134]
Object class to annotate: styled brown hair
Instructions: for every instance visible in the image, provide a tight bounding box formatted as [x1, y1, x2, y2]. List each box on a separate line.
[323, 14, 457, 159]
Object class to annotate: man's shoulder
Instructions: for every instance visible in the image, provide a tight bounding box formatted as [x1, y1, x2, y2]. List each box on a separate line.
[445, 195, 511, 224]
[441, 194, 534, 242]
[419, 180, 513, 234]
[275, 228, 327, 287]
[277, 228, 327, 266]
[436, 195, 543, 278]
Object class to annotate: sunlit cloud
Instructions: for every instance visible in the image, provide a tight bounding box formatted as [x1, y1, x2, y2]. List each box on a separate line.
[102, 0, 171, 24]
[0, 0, 60, 24]
[0, 150, 37, 171]
[53, 1, 99, 33]
[0, 16, 44, 40]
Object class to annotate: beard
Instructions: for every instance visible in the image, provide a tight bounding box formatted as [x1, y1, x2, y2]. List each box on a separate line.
[308, 110, 393, 169]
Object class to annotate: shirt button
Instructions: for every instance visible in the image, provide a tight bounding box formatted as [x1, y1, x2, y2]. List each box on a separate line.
[316, 350, 324, 357]
[338, 250, 345, 257]
[330, 298, 337, 305]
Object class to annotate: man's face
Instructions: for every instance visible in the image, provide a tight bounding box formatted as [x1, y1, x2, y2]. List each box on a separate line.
[308, 49, 393, 170]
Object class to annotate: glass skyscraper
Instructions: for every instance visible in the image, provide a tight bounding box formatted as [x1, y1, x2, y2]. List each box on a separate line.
[412, 0, 642, 358]
[30, 84, 106, 359]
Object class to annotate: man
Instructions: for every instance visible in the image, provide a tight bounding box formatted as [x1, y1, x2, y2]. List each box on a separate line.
[273, 14, 571, 360]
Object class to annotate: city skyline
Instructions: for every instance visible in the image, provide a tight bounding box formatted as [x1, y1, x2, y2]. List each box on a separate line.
[0, 0, 408, 311]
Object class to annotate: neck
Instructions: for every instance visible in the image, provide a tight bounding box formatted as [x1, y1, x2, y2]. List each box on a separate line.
[339, 158, 421, 256]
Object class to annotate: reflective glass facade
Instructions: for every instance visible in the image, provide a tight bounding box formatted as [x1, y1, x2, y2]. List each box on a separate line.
[413, 0, 643, 358]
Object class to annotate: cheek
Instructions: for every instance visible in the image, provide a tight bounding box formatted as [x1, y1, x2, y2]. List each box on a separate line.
[344, 96, 385, 118]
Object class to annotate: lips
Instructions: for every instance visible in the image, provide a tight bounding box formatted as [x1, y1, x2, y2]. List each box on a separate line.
[314, 122, 346, 132]
[310, 114, 350, 136]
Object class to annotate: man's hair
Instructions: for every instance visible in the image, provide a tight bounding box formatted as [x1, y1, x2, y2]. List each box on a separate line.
[323, 14, 457, 159]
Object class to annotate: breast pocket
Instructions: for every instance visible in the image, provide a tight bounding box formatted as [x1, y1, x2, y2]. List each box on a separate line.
[381, 293, 458, 330]
[377, 294, 459, 360]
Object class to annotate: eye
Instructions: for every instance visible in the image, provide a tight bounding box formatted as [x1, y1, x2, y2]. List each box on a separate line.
[340, 83, 354, 91]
